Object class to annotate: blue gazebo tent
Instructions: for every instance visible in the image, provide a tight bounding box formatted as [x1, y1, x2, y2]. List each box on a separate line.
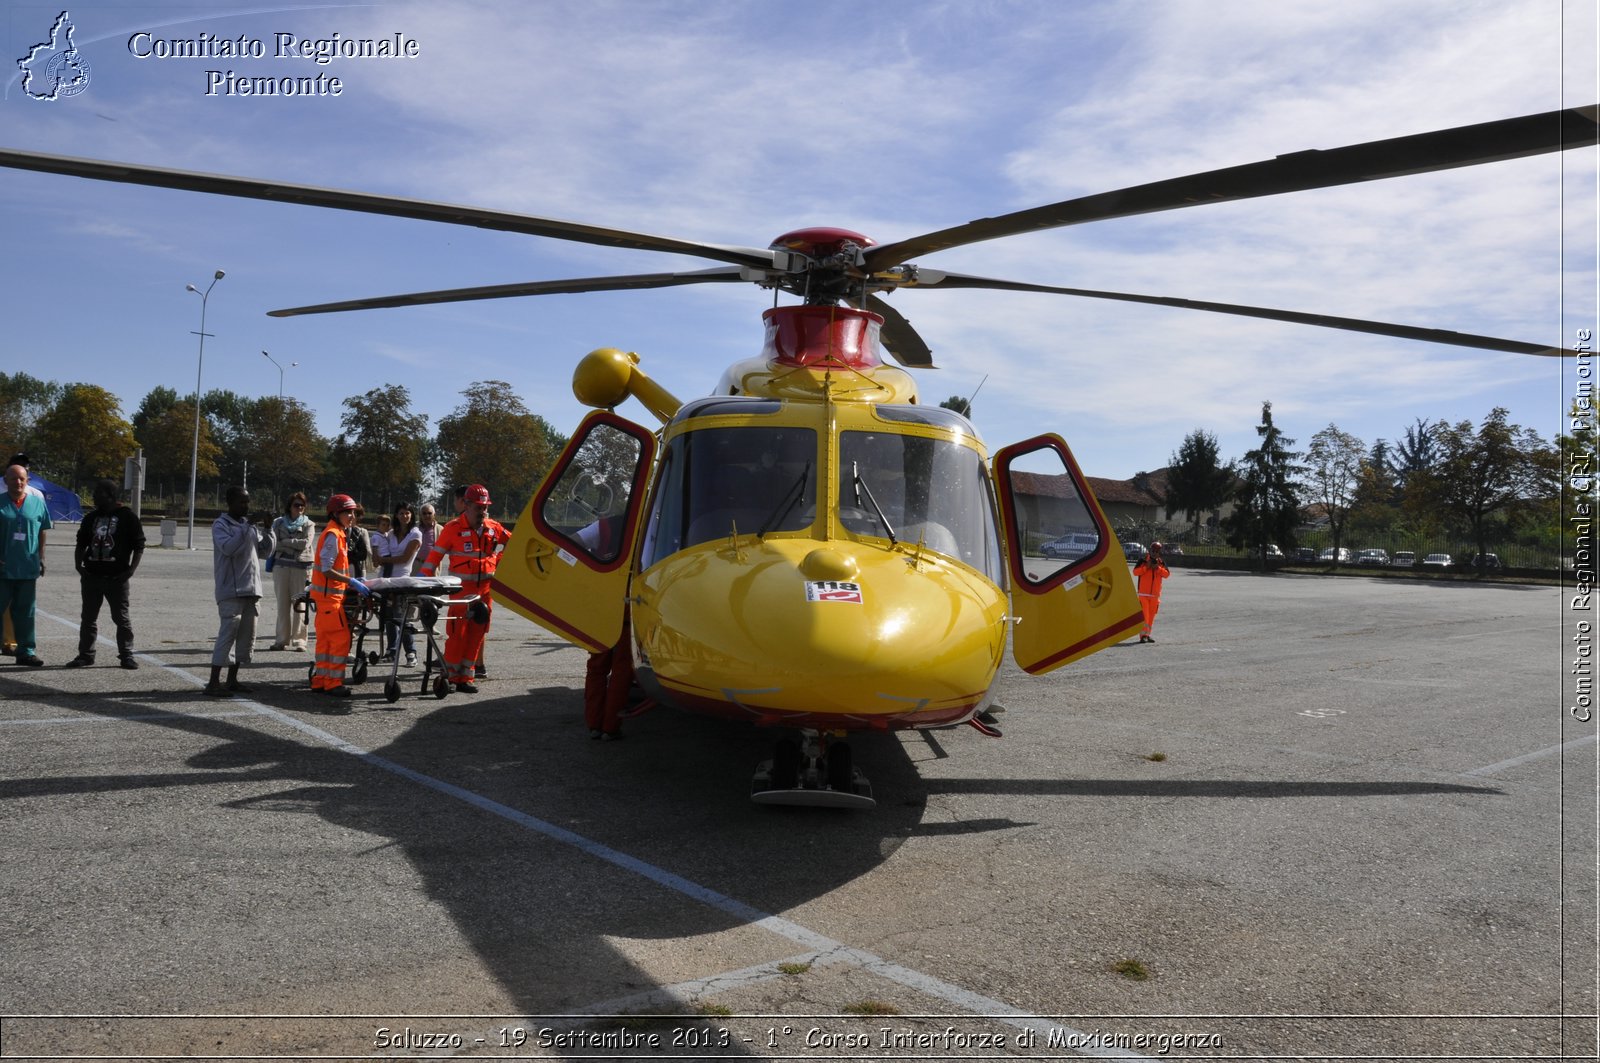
[28, 474, 83, 522]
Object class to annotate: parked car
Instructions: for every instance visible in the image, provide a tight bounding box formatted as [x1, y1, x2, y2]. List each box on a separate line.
[1122, 541, 1147, 561]
[1292, 547, 1318, 563]
[1259, 543, 1284, 560]
[1391, 551, 1416, 568]
[1421, 553, 1454, 569]
[1469, 553, 1504, 571]
[1318, 547, 1354, 565]
[1355, 548, 1390, 567]
[1040, 532, 1100, 561]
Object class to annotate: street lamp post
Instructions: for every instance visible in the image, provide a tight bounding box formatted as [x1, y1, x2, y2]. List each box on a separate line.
[184, 270, 224, 550]
[261, 350, 298, 400]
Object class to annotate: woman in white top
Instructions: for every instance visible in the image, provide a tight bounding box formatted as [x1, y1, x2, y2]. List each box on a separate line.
[383, 501, 424, 664]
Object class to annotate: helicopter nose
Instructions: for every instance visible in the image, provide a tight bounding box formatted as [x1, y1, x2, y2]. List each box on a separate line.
[634, 540, 1006, 725]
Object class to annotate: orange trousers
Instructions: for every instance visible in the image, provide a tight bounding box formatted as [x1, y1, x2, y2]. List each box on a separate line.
[311, 596, 351, 690]
[443, 592, 490, 685]
[1138, 593, 1161, 637]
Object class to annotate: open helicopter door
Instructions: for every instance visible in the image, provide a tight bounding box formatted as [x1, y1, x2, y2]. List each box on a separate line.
[992, 435, 1143, 674]
[493, 411, 657, 653]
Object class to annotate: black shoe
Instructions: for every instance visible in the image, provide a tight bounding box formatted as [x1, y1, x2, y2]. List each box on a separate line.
[65, 655, 94, 669]
[322, 686, 351, 698]
[454, 682, 479, 694]
[17, 655, 44, 667]
[226, 682, 252, 694]
[120, 657, 139, 670]
[474, 664, 487, 678]
[203, 684, 228, 696]
[599, 731, 622, 741]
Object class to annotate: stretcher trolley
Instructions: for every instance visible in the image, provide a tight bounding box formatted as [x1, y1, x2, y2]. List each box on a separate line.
[359, 575, 480, 703]
[296, 576, 477, 704]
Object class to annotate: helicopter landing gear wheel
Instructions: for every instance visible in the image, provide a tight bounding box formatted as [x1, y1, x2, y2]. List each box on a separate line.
[432, 674, 450, 699]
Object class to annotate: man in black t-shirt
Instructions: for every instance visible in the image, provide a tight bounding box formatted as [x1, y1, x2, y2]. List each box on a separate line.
[68, 479, 146, 669]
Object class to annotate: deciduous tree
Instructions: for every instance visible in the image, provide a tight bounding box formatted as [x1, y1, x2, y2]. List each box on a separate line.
[331, 385, 428, 513]
[1305, 424, 1365, 559]
[435, 380, 554, 521]
[32, 384, 138, 494]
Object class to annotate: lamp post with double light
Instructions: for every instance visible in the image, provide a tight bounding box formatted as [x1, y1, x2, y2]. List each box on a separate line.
[261, 350, 298, 399]
[184, 270, 224, 550]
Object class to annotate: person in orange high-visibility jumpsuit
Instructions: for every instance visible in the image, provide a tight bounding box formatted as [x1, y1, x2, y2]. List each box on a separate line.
[310, 494, 371, 702]
[1133, 540, 1170, 644]
[575, 514, 634, 740]
[418, 484, 507, 694]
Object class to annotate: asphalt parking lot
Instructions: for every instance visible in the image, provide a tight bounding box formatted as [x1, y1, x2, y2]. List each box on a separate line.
[0, 537, 1594, 1060]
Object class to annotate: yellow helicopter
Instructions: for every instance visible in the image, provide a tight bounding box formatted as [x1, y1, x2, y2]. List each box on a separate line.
[2, 104, 1593, 807]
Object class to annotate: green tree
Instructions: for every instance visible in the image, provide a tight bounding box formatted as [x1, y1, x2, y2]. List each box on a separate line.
[1430, 407, 1559, 565]
[132, 385, 180, 439]
[1164, 428, 1234, 544]
[138, 400, 221, 501]
[243, 396, 327, 508]
[33, 384, 138, 494]
[1222, 401, 1303, 568]
[331, 385, 428, 512]
[202, 388, 254, 486]
[1305, 424, 1365, 559]
[0, 372, 63, 459]
[939, 395, 972, 418]
[435, 380, 555, 521]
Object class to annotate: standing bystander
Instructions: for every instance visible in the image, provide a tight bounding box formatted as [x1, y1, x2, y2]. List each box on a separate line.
[208, 486, 274, 695]
[0, 462, 50, 666]
[67, 479, 145, 669]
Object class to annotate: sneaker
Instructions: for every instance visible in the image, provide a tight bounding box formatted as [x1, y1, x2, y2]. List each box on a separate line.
[600, 731, 622, 742]
[589, 729, 603, 740]
[405, 653, 417, 667]
[65, 655, 94, 669]
[474, 664, 487, 678]
[17, 655, 43, 667]
[120, 657, 139, 670]
[454, 682, 479, 694]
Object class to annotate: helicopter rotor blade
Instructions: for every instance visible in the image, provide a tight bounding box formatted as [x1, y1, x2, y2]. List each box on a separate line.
[863, 105, 1600, 271]
[0, 148, 781, 271]
[268, 267, 747, 317]
[863, 295, 936, 369]
[898, 270, 1566, 356]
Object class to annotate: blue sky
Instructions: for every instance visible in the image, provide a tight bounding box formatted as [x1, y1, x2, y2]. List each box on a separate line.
[2, 0, 1595, 480]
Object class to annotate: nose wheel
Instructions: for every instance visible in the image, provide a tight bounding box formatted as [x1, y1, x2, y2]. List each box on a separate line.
[752, 730, 875, 809]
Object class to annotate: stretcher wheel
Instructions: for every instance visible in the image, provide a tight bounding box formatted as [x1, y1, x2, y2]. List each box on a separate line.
[352, 658, 368, 685]
[307, 661, 315, 682]
[432, 674, 450, 699]
[384, 679, 401, 704]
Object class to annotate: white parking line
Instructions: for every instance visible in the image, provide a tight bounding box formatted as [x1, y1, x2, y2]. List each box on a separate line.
[31, 608, 1146, 1059]
[1464, 734, 1599, 776]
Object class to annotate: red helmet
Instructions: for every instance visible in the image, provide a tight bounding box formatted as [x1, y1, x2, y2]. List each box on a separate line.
[464, 484, 492, 505]
[327, 493, 359, 515]
[1149, 541, 1163, 552]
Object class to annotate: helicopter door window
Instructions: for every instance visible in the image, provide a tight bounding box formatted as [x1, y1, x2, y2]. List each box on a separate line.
[837, 431, 1003, 581]
[538, 421, 646, 566]
[999, 444, 1105, 587]
[640, 425, 817, 566]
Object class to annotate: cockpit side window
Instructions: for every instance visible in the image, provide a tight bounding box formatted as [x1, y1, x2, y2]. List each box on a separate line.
[837, 430, 1003, 581]
[639, 425, 817, 567]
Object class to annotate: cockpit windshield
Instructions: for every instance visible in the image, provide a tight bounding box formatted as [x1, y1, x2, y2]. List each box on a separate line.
[838, 430, 1004, 581]
[639, 425, 818, 567]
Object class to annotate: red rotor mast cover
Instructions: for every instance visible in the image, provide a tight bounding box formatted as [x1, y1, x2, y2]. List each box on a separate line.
[761, 305, 883, 369]
[765, 228, 884, 369]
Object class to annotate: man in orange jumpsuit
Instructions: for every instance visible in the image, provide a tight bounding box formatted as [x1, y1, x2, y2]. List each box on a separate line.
[418, 483, 507, 694]
[310, 494, 370, 702]
[1134, 540, 1170, 644]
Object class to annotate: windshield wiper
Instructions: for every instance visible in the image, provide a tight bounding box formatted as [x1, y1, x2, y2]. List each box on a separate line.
[757, 462, 810, 539]
[851, 462, 898, 546]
